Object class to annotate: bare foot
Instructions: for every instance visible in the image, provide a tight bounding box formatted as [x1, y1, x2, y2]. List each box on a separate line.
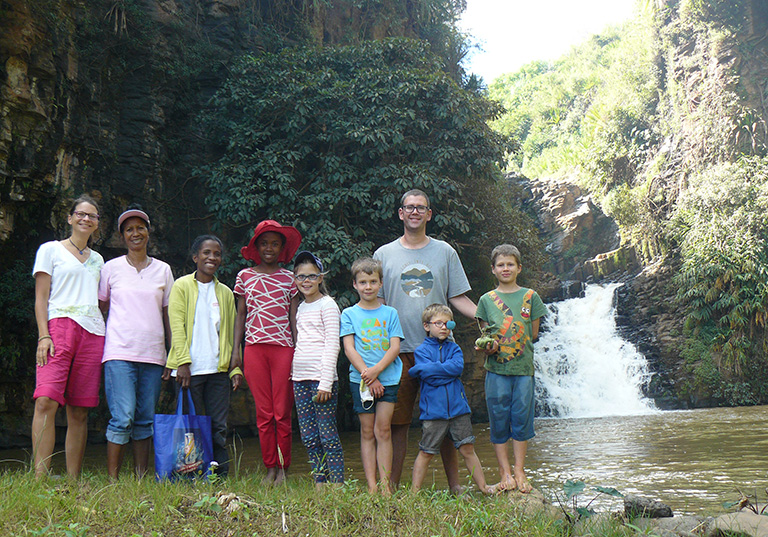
[450, 484, 467, 496]
[273, 468, 287, 486]
[262, 467, 277, 485]
[498, 473, 517, 492]
[513, 468, 531, 493]
[315, 482, 325, 491]
[485, 483, 501, 495]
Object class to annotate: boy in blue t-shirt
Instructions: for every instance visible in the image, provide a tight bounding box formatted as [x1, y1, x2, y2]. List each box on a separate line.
[340, 258, 404, 495]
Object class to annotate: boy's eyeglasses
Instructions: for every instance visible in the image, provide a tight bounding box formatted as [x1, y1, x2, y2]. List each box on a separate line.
[295, 274, 321, 282]
[427, 320, 456, 329]
[72, 211, 100, 221]
[401, 205, 429, 214]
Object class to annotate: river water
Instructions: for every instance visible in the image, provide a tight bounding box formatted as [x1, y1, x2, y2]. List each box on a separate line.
[2, 285, 766, 515]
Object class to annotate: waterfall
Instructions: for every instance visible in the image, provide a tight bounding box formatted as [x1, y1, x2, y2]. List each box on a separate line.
[535, 283, 656, 418]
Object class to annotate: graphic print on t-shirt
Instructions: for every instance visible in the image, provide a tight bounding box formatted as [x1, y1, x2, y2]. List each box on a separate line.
[360, 317, 390, 351]
[399, 263, 434, 298]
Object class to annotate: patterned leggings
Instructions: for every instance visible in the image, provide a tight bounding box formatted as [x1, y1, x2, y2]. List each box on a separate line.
[293, 380, 344, 483]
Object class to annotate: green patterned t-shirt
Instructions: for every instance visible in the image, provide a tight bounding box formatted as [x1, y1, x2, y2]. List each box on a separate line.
[475, 287, 547, 376]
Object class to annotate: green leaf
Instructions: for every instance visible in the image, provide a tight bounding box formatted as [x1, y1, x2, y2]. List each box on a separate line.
[593, 486, 623, 498]
[564, 480, 586, 499]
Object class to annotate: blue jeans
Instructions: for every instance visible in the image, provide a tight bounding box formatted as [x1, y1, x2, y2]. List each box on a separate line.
[104, 360, 163, 444]
[485, 372, 535, 444]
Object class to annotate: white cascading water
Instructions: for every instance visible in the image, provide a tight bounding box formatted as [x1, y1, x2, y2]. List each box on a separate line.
[535, 283, 657, 418]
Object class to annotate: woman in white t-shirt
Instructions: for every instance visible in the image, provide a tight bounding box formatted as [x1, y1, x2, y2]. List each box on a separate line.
[32, 194, 106, 478]
[98, 205, 173, 479]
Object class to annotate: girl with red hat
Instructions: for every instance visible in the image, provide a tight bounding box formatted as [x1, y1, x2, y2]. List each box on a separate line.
[232, 220, 301, 485]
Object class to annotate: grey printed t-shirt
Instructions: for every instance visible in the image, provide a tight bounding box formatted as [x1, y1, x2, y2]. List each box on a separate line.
[373, 238, 471, 353]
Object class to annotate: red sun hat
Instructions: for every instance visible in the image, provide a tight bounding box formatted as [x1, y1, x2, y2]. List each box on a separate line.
[241, 220, 302, 264]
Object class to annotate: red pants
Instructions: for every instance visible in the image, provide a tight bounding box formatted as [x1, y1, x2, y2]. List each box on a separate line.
[243, 343, 294, 469]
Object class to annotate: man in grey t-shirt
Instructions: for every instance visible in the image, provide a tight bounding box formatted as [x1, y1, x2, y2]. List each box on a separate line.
[373, 189, 477, 491]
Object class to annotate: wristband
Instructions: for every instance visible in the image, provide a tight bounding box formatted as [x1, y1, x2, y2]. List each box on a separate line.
[38, 335, 52, 342]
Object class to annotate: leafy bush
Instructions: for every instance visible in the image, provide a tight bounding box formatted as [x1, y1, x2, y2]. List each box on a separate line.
[196, 38, 539, 300]
[673, 157, 768, 374]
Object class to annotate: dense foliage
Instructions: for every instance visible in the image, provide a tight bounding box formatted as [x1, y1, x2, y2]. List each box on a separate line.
[197, 38, 539, 304]
[487, 0, 768, 402]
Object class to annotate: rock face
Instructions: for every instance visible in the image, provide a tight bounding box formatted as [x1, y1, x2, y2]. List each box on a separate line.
[522, 174, 620, 278]
[0, 0, 445, 448]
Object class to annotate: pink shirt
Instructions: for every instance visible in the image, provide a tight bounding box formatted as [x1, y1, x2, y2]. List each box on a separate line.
[292, 295, 341, 392]
[99, 256, 174, 365]
[234, 267, 297, 347]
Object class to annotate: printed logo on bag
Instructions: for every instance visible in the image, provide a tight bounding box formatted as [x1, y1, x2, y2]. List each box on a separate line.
[174, 430, 204, 475]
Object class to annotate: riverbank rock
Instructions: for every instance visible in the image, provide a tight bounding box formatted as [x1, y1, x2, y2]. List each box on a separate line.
[624, 494, 674, 518]
[707, 512, 768, 537]
[498, 487, 563, 519]
[632, 515, 711, 537]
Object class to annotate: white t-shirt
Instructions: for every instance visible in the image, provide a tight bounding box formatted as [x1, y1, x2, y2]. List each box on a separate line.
[99, 256, 174, 365]
[187, 280, 221, 376]
[32, 241, 106, 336]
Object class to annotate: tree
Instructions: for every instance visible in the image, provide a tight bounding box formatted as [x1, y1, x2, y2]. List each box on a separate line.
[197, 38, 532, 303]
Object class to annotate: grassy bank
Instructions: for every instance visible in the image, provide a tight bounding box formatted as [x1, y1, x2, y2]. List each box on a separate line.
[0, 470, 636, 537]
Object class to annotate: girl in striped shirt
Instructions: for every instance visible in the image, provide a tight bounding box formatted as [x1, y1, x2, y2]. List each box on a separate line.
[291, 251, 344, 487]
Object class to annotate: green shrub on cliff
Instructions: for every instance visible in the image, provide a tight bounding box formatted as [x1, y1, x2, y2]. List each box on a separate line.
[196, 39, 540, 302]
[672, 157, 768, 376]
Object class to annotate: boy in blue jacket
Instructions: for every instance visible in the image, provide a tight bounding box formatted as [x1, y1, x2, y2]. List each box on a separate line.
[409, 304, 493, 494]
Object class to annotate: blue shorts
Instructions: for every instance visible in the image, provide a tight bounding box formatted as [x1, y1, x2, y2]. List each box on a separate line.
[485, 372, 535, 444]
[350, 382, 399, 414]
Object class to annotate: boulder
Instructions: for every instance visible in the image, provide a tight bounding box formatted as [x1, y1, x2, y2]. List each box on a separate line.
[707, 512, 768, 537]
[624, 494, 674, 518]
[632, 515, 711, 537]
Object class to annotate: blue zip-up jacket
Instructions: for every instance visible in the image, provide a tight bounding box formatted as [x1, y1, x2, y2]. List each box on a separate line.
[410, 336, 472, 420]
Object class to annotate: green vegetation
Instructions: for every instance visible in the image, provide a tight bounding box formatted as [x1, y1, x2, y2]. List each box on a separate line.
[0, 471, 638, 537]
[197, 38, 541, 304]
[487, 0, 768, 403]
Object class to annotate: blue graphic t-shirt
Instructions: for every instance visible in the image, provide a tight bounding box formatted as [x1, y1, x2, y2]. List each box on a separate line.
[340, 304, 404, 386]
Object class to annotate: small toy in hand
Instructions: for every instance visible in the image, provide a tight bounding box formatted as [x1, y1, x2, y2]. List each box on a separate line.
[475, 326, 495, 349]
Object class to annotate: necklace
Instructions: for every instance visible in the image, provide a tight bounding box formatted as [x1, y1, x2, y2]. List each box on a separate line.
[69, 238, 87, 255]
[127, 255, 151, 272]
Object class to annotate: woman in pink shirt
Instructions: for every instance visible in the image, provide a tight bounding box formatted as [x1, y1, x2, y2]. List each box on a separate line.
[99, 205, 173, 479]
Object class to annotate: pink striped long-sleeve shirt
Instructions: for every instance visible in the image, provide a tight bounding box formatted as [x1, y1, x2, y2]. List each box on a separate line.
[292, 295, 341, 392]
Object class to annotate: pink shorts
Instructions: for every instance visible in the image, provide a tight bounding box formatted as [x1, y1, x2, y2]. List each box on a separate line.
[34, 317, 105, 407]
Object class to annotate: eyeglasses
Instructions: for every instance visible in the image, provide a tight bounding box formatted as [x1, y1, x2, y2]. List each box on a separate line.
[402, 205, 429, 214]
[427, 321, 456, 329]
[73, 211, 100, 221]
[295, 274, 321, 282]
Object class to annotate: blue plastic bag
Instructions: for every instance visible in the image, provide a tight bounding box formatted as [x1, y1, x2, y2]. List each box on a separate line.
[154, 389, 213, 481]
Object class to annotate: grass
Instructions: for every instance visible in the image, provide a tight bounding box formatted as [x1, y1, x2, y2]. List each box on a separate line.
[0, 470, 639, 537]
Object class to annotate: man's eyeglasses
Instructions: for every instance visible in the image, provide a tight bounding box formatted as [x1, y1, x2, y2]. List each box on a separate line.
[427, 320, 456, 329]
[72, 211, 100, 221]
[295, 274, 321, 282]
[402, 205, 429, 214]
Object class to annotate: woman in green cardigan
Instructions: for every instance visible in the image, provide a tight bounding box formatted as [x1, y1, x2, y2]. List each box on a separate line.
[165, 235, 243, 476]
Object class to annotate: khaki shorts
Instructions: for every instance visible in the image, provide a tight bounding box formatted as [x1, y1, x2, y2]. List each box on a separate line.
[392, 352, 418, 426]
[419, 414, 475, 454]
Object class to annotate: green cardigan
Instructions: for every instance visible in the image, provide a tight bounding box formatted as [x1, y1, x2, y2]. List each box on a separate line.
[166, 273, 242, 377]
